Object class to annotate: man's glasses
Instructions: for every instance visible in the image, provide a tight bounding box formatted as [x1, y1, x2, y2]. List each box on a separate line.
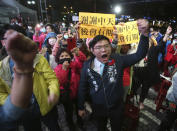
[94, 44, 110, 50]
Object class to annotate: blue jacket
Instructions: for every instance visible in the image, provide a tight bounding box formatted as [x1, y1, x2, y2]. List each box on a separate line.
[78, 35, 149, 115]
[0, 96, 25, 130]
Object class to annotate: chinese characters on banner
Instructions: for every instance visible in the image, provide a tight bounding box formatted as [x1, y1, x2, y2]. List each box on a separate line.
[79, 12, 115, 26]
[116, 21, 140, 45]
[79, 12, 140, 45]
[79, 25, 114, 39]
[79, 12, 115, 39]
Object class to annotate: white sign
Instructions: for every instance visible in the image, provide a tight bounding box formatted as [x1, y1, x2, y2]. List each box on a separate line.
[72, 16, 79, 22]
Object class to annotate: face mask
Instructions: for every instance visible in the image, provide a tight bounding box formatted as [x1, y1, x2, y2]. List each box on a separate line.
[28, 26, 32, 30]
[62, 44, 68, 48]
[64, 35, 69, 39]
[77, 42, 82, 48]
[40, 28, 46, 33]
[173, 39, 177, 44]
[62, 23, 65, 26]
[18, 23, 22, 26]
[48, 38, 57, 46]
[59, 58, 71, 64]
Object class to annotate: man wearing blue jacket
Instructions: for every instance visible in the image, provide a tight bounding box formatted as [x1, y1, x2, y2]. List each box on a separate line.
[78, 19, 149, 131]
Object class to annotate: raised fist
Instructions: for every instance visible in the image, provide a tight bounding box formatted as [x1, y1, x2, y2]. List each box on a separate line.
[137, 19, 149, 37]
[3, 30, 37, 72]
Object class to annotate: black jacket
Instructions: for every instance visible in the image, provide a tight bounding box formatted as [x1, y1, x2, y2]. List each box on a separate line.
[78, 35, 149, 115]
[145, 40, 166, 84]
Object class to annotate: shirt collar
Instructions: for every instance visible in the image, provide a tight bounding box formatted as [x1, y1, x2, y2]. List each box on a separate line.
[94, 58, 103, 68]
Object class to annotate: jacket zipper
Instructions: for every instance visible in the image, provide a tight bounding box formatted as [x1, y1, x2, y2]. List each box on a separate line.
[101, 75, 109, 109]
[90, 67, 109, 109]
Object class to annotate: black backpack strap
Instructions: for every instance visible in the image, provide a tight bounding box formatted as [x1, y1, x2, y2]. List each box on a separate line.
[60, 68, 72, 92]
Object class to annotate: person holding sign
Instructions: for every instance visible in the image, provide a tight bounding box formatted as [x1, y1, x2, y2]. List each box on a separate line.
[77, 19, 149, 131]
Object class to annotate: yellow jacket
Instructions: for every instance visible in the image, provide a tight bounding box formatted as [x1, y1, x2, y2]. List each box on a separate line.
[0, 54, 60, 116]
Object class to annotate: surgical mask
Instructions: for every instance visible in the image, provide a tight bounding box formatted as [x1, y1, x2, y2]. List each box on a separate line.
[76, 42, 82, 48]
[48, 37, 57, 46]
[40, 28, 46, 33]
[58, 58, 71, 64]
[18, 23, 22, 26]
[28, 26, 32, 30]
[174, 34, 177, 38]
[173, 39, 177, 44]
[64, 35, 69, 39]
[62, 23, 65, 28]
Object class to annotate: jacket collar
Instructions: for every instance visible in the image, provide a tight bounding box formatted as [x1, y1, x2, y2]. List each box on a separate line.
[33, 54, 42, 67]
[2, 54, 42, 69]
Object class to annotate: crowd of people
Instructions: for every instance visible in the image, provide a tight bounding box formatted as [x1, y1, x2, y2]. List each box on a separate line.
[0, 16, 177, 131]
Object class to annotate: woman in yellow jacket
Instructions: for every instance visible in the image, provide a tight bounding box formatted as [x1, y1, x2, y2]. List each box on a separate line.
[0, 54, 61, 131]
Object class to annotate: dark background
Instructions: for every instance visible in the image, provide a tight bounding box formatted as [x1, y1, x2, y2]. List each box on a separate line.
[18, 0, 177, 22]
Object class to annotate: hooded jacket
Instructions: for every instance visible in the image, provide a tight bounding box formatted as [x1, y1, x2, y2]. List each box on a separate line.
[42, 32, 57, 48]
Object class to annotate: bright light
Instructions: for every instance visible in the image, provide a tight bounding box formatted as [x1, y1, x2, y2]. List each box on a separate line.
[31, 1, 35, 4]
[64, 6, 66, 9]
[115, 6, 121, 14]
[27, 1, 35, 5]
[36, 24, 40, 28]
[27, 1, 31, 4]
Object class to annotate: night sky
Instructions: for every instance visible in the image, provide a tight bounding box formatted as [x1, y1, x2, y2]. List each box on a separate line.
[55, 0, 177, 20]
[21, 0, 177, 22]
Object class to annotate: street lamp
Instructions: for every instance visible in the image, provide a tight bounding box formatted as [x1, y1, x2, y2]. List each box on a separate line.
[31, 1, 35, 4]
[27, 1, 31, 4]
[27, 1, 35, 5]
[114, 6, 121, 14]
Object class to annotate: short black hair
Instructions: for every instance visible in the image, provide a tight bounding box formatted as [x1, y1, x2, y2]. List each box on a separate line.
[89, 35, 110, 49]
[55, 48, 73, 64]
[45, 23, 54, 31]
[0, 24, 26, 40]
[0, 24, 26, 59]
[0, 24, 27, 49]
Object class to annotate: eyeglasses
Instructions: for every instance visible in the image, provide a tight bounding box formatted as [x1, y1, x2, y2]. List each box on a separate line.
[94, 44, 110, 50]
